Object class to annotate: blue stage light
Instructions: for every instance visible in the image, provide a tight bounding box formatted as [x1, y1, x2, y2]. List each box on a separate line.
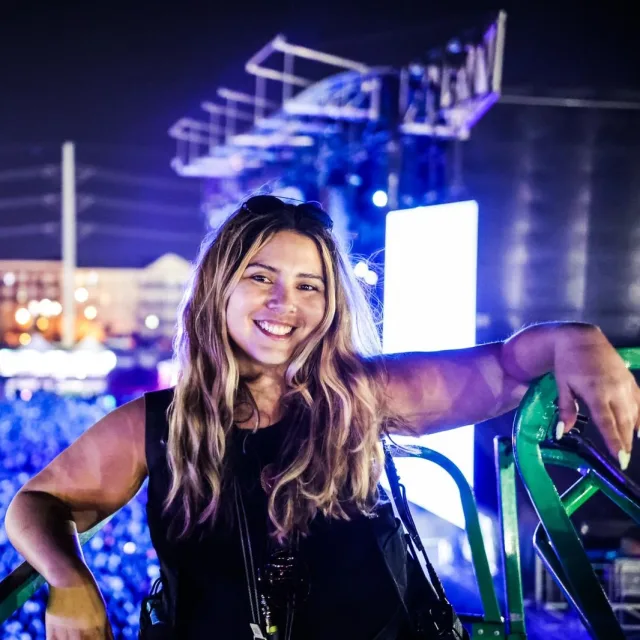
[372, 190, 388, 207]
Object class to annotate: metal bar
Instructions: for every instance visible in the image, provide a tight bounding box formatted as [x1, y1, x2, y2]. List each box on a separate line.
[61, 142, 76, 349]
[530, 473, 600, 620]
[283, 102, 373, 120]
[283, 51, 294, 103]
[618, 347, 640, 369]
[491, 11, 507, 94]
[499, 95, 640, 110]
[591, 472, 640, 524]
[255, 75, 266, 123]
[202, 101, 254, 121]
[396, 445, 503, 625]
[369, 77, 381, 121]
[245, 62, 311, 88]
[515, 429, 623, 639]
[512, 355, 640, 639]
[559, 472, 600, 516]
[272, 35, 369, 73]
[245, 34, 368, 88]
[540, 448, 589, 471]
[494, 437, 526, 638]
[533, 528, 592, 625]
[217, 88, 277, 109]
[0, 515, 113, 624]
[169, 118, 222, 141]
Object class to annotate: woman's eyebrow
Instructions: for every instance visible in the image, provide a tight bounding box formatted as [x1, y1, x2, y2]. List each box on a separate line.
[247, 262, 325, 282]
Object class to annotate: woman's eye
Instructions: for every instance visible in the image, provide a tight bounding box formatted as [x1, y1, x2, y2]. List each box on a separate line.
[251, 274, 270, 283]
[299, 284, 318, 292]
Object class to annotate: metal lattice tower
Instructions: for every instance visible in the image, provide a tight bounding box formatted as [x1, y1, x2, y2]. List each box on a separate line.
[169, 12, 506, 250]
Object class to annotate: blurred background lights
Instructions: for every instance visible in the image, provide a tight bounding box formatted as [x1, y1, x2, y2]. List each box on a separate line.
[15, 308, 31, 325]
[75, 287, 89, 303]
[353, 261, 369, 278]
[145, 314, 160, 330]
[364, 270, 378, 286]
[353, 260, 378, 286]
[50, 301, 63, 316]
[372, 190, 388, 207]
[84, 305, 98, 320]
[3, 272, 16, 287]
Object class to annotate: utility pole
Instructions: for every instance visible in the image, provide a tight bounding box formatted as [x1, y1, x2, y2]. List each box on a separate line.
[61, 141, 76, 349]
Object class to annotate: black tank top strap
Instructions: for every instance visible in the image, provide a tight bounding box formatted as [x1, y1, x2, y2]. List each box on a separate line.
[144, 388, 174, 474]
[142, 387, 179, 629]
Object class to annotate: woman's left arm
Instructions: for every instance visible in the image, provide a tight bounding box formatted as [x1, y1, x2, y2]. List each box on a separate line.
[379, 322, 640, 467]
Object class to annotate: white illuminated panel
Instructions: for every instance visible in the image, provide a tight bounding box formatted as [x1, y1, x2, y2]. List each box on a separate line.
[382, 201, 478, 528]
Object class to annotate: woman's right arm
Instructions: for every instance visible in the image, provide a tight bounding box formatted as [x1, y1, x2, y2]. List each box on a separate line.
[4, 395, 148, 636]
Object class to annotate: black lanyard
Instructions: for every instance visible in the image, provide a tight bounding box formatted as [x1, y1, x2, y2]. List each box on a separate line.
[234, 482, 296, 640]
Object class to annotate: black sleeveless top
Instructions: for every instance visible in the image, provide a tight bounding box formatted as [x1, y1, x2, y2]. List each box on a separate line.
[144, 388, 409, 639]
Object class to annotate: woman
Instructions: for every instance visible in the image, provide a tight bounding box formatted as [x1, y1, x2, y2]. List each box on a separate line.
[5, 195, 640, 639]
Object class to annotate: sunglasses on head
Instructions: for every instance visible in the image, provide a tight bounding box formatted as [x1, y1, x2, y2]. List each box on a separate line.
[241, 195, 333, 231]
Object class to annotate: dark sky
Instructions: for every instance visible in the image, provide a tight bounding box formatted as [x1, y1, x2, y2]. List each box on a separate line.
[1, 1, 637, 159]
[0, 2, 637, 266]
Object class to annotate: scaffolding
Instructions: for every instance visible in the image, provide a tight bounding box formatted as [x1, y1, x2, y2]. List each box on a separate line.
[169, 12, 507, 181]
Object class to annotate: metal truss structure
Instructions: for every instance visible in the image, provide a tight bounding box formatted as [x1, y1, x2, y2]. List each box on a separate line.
[169, 12, 506, 181]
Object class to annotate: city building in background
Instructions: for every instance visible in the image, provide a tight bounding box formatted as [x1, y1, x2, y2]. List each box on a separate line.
[0, 253, 191, 350]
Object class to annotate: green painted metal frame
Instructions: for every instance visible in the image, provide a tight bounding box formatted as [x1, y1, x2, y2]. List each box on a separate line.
[0, 515, 114, 624]
[391, 444, 505, 638]
[508, 346, 640, 639]
[494, 437, 527, 640]
[8, 348, 638, 636]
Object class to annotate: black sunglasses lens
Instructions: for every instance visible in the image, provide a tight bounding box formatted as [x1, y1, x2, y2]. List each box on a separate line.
[243, 196, 333, 230]
[244, 195, 283, 214]
[297, 204, 333, 230]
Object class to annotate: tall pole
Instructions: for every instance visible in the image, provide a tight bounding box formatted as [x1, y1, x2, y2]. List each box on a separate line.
[61, 142, 76, 349]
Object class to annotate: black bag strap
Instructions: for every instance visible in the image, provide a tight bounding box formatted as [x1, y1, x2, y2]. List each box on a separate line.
[382, 439, 447, 600]
[382, 438, 469, 640]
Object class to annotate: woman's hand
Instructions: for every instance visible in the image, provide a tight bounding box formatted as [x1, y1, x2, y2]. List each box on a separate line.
[553, 325, 640, 469]
[46, 568, 114, 639]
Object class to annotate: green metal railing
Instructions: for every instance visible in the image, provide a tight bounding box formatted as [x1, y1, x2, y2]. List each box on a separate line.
[390, 444, 506, 638]
[0, 515, 114, 624]
[497, 347, 640, 639]
[0, 448, 505, 638]
[2, 347, 639, 638]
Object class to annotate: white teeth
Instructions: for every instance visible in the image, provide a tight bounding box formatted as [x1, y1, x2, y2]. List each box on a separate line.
[256, 321, 294, 336]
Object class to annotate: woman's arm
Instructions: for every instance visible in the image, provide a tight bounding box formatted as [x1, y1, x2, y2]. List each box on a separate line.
[379, 322, 640, 465]
[5, 396, 148, 587]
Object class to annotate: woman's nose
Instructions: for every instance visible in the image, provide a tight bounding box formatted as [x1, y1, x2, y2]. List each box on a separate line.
[267, 284, 296, 312]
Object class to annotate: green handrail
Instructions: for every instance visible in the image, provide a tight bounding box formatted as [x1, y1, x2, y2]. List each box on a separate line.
[511, 346, 640, 639]
[0, 514, 114, 624]
[494, 437, 526, 640]
[1, 448, 504, 637]
[0, 445, 505, 640]
[391, 444, 505, 638]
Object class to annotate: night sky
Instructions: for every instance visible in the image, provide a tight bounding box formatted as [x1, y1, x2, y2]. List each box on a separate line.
[1, 2, 636, 156]
[0, 2, 637, 264]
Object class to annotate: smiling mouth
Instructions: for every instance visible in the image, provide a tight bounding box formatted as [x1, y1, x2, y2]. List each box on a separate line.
[254, 320, 296, 339]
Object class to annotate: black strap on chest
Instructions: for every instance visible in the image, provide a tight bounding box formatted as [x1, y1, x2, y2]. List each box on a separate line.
[382, 439, 469, 640]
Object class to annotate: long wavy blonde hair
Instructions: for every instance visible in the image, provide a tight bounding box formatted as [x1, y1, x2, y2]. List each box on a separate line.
[165, 198, 398, 542]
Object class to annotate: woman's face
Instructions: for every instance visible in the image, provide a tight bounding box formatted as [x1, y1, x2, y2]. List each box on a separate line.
[226, 230, 327, 375]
